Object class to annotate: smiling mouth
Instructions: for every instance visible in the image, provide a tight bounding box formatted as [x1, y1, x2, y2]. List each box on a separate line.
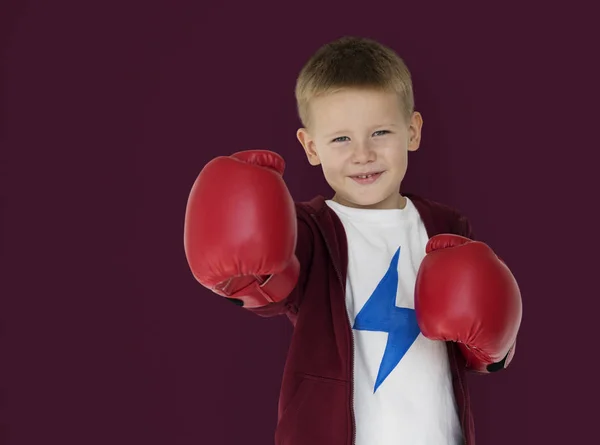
[349, 171, 384, 184]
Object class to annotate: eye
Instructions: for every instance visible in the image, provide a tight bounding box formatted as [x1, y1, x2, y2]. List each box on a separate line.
[332, 136, 350, 143]
[373, 130, 390, 137]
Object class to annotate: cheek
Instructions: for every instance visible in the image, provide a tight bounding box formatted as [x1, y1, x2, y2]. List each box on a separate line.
[383, 142, 408, 165]
[321, 162, 344, 183]
[318, 148, 345, 175]
[394, 153, 409, 174]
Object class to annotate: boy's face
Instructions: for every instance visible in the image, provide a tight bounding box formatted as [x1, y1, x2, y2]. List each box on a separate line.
[297, 88, 423, 209]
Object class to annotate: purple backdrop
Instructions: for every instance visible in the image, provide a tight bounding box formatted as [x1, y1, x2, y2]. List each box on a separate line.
[2, 1, 598, 444]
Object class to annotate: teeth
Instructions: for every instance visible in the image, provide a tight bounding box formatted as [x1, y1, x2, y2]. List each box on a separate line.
[357, 174, 374, 178]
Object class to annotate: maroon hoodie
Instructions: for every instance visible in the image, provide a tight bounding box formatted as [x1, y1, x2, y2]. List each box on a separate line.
[247, 192, 503, 445]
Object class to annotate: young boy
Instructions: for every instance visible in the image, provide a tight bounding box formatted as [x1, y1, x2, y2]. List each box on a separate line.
[183, 36, 522, 445]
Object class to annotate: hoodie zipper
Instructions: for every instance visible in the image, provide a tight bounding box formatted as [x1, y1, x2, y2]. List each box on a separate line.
[310, 214, 357, 445]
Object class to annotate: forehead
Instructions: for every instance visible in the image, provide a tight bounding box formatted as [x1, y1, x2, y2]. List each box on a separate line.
[309, 88, 403, 132]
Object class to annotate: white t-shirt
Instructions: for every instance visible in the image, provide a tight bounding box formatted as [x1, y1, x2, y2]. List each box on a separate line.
[326, 198, 462, 445]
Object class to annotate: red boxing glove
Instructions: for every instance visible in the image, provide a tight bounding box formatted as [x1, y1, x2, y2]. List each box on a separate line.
[415, 234, 522, 372]
[183, 150, 300, 308]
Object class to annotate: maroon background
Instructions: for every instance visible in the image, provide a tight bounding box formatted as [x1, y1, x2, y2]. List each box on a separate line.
[1, 1, 598, 444]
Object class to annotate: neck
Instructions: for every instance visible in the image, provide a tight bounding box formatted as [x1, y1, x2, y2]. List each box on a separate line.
[332, 192, 406, 210]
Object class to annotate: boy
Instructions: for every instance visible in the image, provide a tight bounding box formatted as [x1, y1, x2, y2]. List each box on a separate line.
[183, 36, 522, 445]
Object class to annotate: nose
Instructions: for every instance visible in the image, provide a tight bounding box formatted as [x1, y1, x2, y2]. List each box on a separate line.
[351, 140, 376, 164]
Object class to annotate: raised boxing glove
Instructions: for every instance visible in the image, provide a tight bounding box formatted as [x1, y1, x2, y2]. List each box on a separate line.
[414, 234, 522, 372]
[183, 150, 300, 308]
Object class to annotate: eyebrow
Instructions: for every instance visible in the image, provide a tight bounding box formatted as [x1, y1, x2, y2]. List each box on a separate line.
[324, 124, 397, 139]
[324, 130, 350, 139]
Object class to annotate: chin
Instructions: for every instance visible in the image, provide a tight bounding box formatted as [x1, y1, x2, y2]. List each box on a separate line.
[330, 174, 403, 209]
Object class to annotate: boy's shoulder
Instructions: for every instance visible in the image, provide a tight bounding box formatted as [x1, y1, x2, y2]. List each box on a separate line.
[294, 195, 328, 217]
[404, 192, 466, 218]
[404, 193, 474, 239]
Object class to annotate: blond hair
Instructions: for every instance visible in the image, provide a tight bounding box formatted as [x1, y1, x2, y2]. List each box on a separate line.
[295, 36, 415, 129]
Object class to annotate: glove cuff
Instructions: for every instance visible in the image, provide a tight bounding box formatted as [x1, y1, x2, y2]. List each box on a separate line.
[212, 256, 300, 308]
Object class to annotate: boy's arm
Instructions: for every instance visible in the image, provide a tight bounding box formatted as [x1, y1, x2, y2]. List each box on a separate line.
[183, 150, 303, 314]
[245, 215, 313, 317]
[415, 211, 522, 374]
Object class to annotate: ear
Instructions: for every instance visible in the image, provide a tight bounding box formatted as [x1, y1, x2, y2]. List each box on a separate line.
[296, 128, 321, 166]
[407, 111, 423, 152]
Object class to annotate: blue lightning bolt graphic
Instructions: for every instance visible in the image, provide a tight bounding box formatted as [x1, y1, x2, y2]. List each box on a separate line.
[353, 247, 421, 393]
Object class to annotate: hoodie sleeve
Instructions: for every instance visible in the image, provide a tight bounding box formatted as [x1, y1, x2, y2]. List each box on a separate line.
[245, 207, 314, 318]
